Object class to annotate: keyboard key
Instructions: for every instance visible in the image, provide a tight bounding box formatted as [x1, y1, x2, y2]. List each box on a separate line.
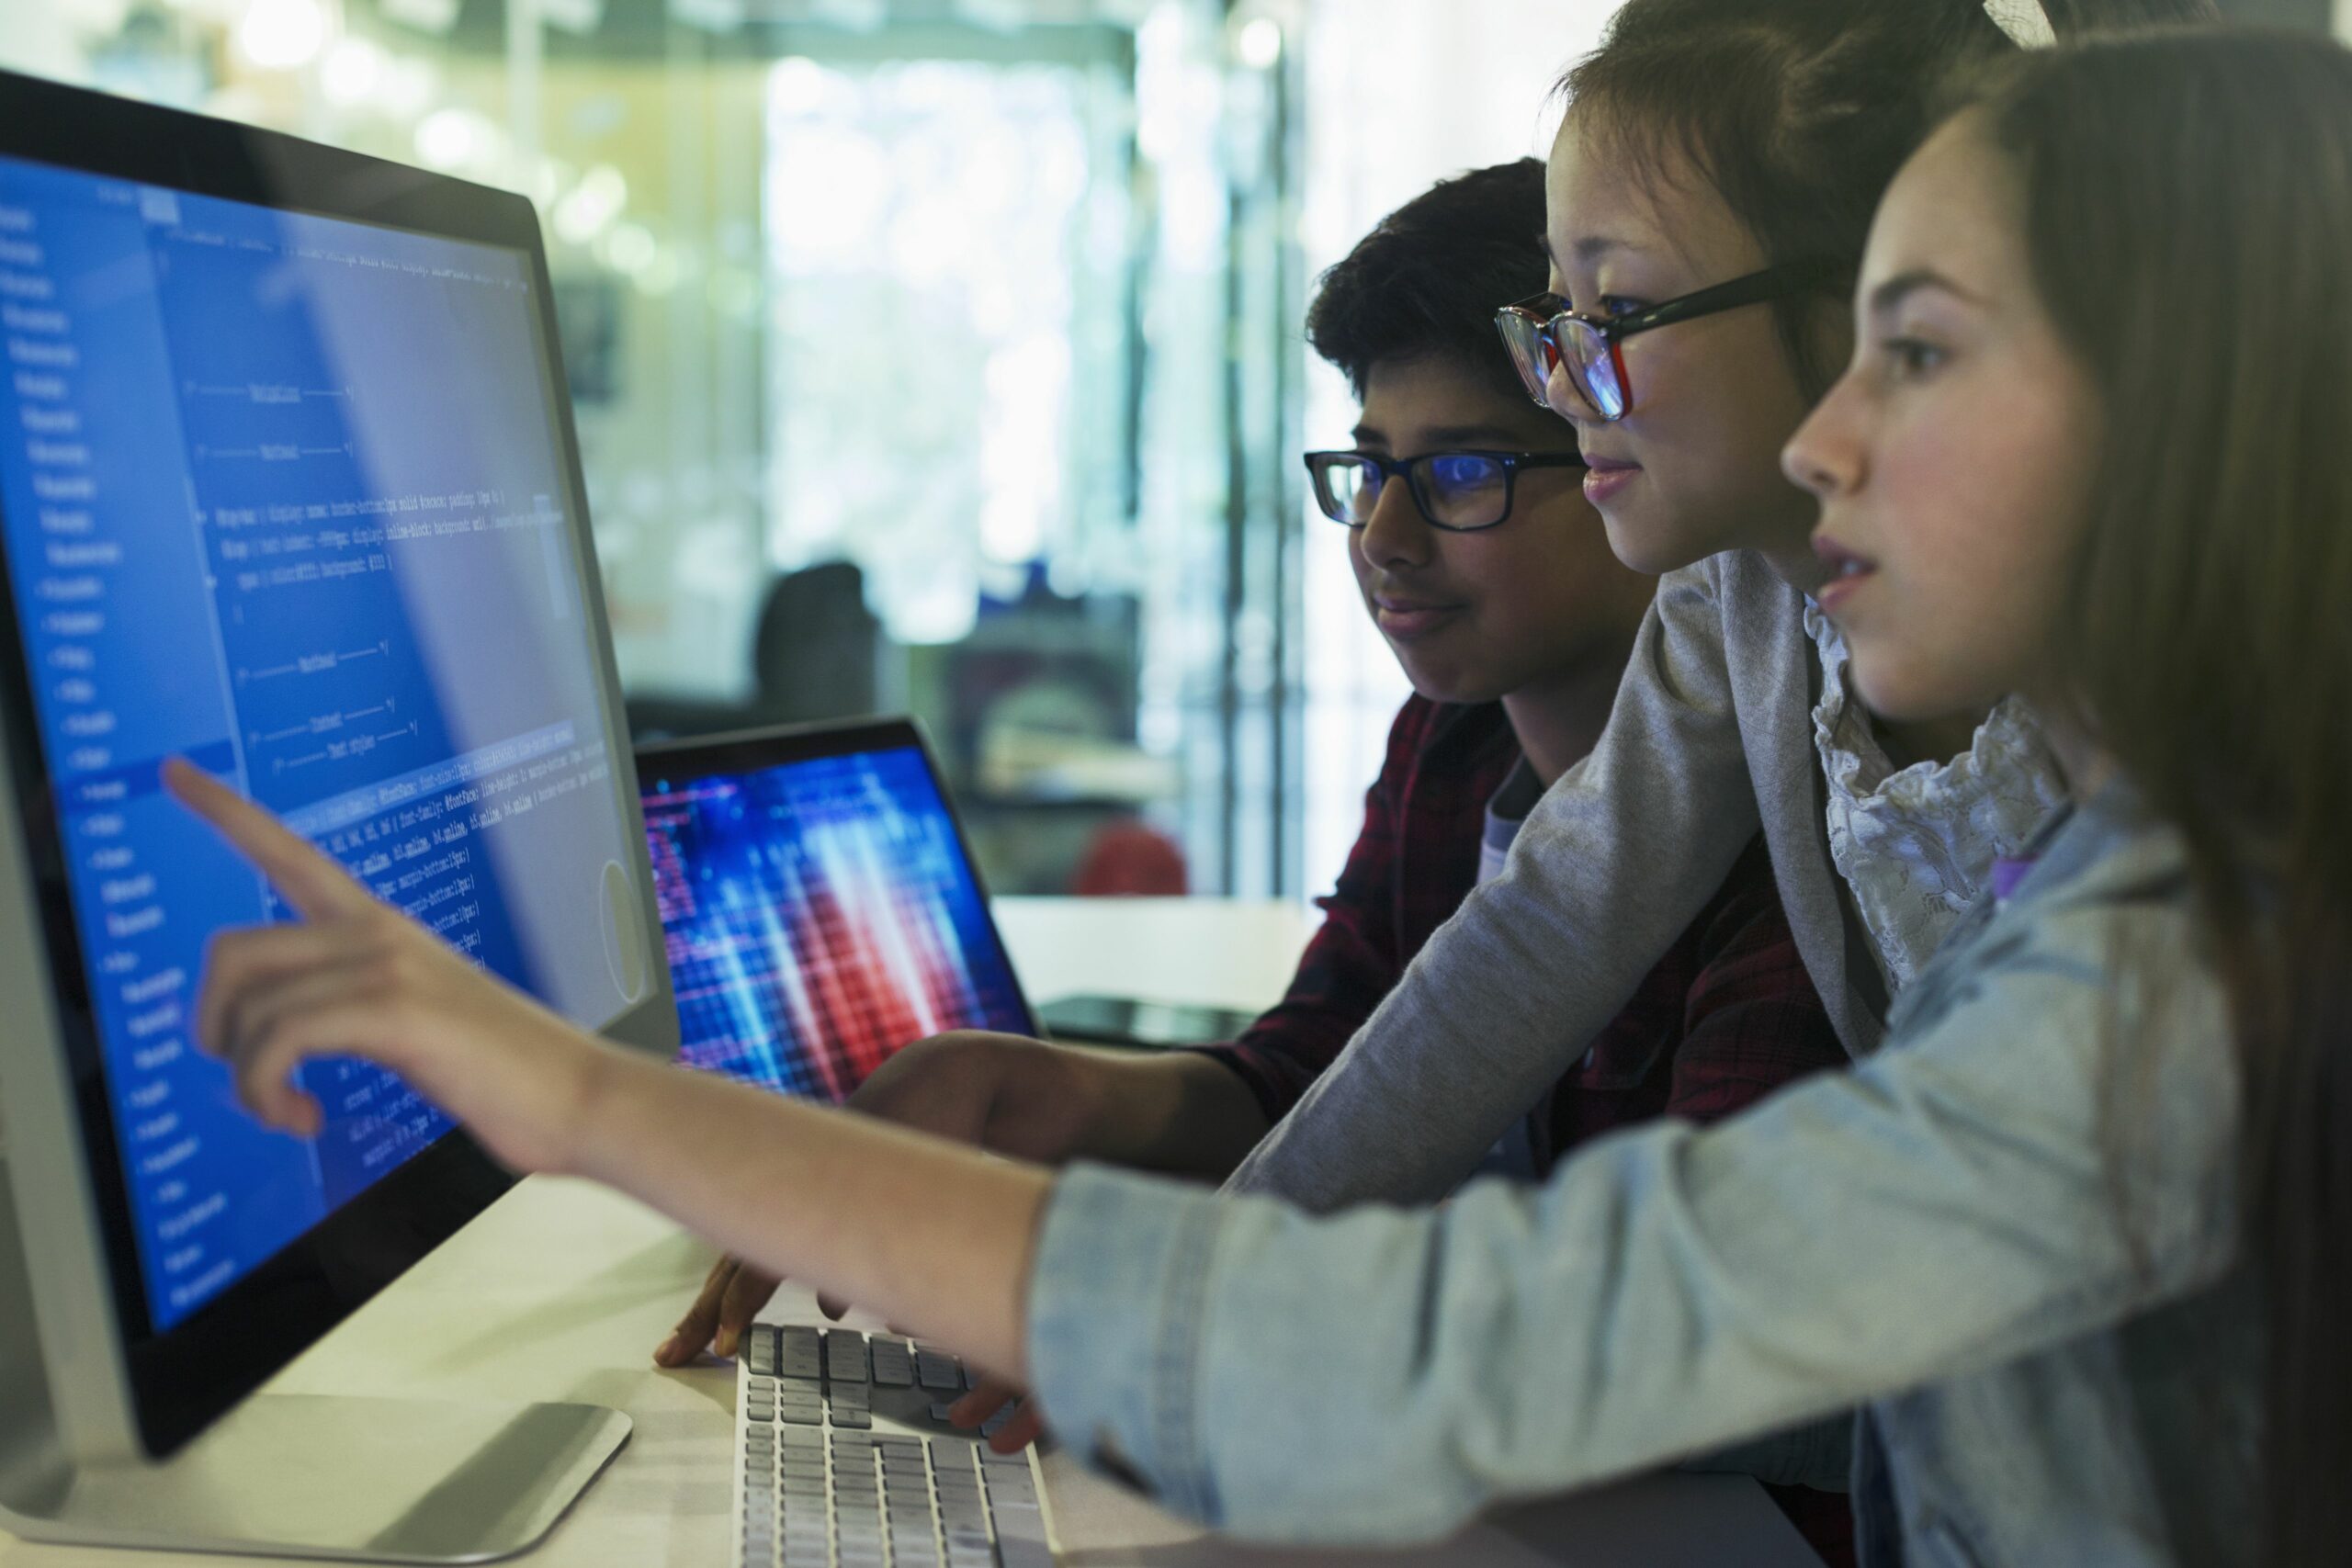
[870, 1337, 916, 1386]
[745, 1326, 779, 1377]
[993, 1502, 1046, 1540]
[824, 1328, 871, 1382]
[998, 1542, 1055, 1568]
[777, 1325, 824, 1380]
[916, 1347, 963, 1392]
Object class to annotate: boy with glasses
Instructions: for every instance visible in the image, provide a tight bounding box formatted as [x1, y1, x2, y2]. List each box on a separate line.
[662, 161, 1849, 1559]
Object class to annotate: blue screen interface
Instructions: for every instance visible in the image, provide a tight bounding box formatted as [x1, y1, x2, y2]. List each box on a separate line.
[642, 747, 1031, 1100]
[0, 155, 647, 1331]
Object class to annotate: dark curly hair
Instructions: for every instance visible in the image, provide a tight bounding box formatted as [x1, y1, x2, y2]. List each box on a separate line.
[1304, 159, 1549, 405]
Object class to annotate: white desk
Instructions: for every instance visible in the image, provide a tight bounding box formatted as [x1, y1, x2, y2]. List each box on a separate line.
[0, 898, 1821, 1568]
[991, 897, 1321, 1016]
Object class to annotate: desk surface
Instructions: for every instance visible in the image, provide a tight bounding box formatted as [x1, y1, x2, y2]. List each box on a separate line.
[989, 897, 1320, 1016]
[0, 897, 1820, 1568]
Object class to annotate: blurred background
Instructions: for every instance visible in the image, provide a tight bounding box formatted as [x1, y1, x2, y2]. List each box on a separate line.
[1, 0, 2336, 902]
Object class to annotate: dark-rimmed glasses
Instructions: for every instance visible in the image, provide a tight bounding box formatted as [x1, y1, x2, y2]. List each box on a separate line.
[1494, 259, 1846, 421]
[1303, 449, 1587, 533]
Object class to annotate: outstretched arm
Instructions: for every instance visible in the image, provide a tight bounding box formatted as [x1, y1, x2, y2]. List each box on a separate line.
[167, 759, 1051, 1383]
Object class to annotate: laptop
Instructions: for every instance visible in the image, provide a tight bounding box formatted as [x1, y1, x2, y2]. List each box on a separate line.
[635, 716, 1038, 1102]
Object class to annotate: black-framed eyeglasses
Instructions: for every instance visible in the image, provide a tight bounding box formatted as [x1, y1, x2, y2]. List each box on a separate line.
[1494, 259, 1846, 421]
[1303, 448, 1587, 533]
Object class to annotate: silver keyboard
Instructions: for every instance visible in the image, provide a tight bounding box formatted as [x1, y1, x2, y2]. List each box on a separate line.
[733, 1324, 1056, 1568]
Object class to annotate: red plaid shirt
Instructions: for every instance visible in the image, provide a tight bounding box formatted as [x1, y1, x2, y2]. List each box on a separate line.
[1197, 695, 1857, 1567]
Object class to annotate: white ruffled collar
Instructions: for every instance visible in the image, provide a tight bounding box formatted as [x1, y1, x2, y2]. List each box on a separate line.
[1804, 603, 2056, 838]
[1804, 602, 2069, 991]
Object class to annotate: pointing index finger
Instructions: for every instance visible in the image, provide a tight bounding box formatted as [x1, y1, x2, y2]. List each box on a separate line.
[163, 758, 374, 922]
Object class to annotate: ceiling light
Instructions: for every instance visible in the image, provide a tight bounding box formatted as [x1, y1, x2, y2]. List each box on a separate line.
[319, 37, 386, 107]
[233, 0, 332, 72]
[1236, 17, 1283, 70]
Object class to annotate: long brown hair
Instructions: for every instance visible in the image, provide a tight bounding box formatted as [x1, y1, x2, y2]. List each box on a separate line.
[1556, 0, 2217, 397]
[1965, 30, 2352, 1562]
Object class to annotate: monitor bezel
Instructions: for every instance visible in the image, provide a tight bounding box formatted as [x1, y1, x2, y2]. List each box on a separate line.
[0, 67, 676, 1459]
[633, 716, 1042, 1051]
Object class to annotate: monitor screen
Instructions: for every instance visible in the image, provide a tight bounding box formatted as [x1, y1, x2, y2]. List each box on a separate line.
[0, 153, 645, 1334]
[640, 743, 1032, 1099]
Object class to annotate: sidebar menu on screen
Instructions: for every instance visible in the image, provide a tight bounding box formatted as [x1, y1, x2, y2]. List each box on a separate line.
[0, 170, 326, 1330]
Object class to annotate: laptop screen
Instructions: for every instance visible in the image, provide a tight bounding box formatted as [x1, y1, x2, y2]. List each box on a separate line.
[640, 739, 1032, 1099]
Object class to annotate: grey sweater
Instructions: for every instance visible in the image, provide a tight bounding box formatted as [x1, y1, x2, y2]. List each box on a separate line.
[1229, 547, 1885, 1208]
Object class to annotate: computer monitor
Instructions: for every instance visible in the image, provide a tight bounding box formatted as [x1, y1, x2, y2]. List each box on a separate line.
[0, 69, 673, 1559]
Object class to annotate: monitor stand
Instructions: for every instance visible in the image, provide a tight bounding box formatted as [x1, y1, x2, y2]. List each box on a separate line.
[0, 1162, 630, 1563]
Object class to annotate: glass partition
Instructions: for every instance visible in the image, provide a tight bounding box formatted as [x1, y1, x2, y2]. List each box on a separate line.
[0, 0, 1634, 900]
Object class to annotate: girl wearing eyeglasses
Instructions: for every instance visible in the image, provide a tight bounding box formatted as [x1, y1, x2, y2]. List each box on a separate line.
[1226, 0, 2193, 1206]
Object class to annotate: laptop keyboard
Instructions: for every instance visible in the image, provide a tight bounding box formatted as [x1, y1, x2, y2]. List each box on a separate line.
[735, 1325, 1054, 1568]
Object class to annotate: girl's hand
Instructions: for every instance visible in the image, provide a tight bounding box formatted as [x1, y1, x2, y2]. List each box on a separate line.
[164, 758, 621, 1176]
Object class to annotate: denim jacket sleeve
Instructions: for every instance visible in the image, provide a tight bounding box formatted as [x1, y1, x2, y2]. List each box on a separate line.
[1023, 829, 2237, 1546]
